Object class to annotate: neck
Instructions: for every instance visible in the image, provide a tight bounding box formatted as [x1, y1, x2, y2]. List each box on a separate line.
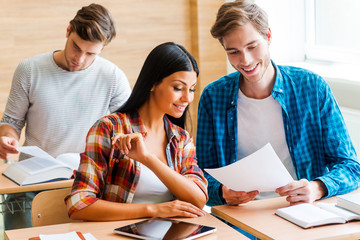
[138, 102, 164, 133]
[240, 62, 275, 99]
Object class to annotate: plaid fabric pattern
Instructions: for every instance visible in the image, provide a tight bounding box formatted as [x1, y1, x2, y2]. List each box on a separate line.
[197, 60, 360, 206]
[66, 111, 208, 215]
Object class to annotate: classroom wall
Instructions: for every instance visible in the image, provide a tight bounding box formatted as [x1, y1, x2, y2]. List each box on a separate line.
[0, 0, 227, 137]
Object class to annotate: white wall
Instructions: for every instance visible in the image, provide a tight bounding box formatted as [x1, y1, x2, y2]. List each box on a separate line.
[256, 0, 306, 63]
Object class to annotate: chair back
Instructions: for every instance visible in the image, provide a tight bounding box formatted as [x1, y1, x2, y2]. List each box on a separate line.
[31, 188, 81, 227]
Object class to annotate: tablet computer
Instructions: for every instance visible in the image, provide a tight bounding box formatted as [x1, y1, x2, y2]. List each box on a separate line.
[113, 217, 216, 240]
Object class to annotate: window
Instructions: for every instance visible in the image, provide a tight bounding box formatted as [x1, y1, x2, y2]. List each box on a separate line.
[305, 0, 360, 64]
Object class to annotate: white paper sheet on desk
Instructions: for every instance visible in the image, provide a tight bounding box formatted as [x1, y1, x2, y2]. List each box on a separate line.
[204, 143, 294, 192]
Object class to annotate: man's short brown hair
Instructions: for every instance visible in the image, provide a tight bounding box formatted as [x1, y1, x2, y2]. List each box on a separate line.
[69, 3, 116, 46]
[211, 0, 268, 43]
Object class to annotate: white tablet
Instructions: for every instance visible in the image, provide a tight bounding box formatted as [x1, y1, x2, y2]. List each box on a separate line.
[113, 217, 216, 240]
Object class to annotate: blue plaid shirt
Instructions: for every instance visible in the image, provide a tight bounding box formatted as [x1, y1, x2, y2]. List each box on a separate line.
[197, 61, 360, 206]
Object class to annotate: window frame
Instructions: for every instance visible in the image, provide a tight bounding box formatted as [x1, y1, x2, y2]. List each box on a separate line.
[304, 0, 360, 64]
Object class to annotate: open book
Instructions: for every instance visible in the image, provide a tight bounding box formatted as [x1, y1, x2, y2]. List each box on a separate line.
[3, 146, 80, 186]
[275, 202, 360, 229]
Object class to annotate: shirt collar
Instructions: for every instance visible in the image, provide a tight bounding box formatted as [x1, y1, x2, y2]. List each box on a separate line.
[271, 60, 285, 96]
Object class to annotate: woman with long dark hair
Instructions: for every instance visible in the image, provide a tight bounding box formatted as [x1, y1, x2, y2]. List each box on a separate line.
[65, 42, 208, 221]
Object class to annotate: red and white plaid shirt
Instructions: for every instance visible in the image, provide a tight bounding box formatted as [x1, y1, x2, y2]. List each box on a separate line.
[65, 111, 208, 215]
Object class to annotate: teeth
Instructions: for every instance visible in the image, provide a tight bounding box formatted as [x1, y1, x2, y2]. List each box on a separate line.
[175, 104, 186, 110]
[244, 64, 257, 72]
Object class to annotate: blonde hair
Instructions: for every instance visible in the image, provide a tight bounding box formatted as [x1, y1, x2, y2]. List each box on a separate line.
[211, 0, 268, 43]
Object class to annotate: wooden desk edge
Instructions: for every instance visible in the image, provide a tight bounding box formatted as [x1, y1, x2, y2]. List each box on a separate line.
[211, 206, 272, 240]
[4, 213, 248, 240]
[0, 179, 73, 194]
[0, 164, 74, 194]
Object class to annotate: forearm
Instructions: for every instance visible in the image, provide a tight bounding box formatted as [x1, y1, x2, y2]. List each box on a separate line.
[70, 199, 151, 221]
[145, 155, 207, 209]
[0, 124, 20, 140]
[316, 159, 360, 197]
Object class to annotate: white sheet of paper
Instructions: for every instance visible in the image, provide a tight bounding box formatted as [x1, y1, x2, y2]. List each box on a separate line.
[39, 231, 97, 240]
[39, 231, 82, 240]
[204, 143, 294, 192]
[17, 146, 55, 161]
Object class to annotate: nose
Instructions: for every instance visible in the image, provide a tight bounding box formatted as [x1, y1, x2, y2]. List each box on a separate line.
[239, 50, 251, 66]
[181, 90, 194, 103]
[75, 52, 86, 64]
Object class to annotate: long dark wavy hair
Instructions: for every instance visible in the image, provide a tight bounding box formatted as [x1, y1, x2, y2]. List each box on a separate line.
[116, 42, 199, 129]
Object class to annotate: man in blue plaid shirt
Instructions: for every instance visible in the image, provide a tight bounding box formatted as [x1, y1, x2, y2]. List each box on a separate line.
[197, 0, 360, 207]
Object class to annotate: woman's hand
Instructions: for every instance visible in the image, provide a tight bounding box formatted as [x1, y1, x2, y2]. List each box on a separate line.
[112, 133, 152, 164]
[148, 200, 206, 218]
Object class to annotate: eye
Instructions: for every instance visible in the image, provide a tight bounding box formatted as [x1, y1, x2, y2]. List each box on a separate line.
[228, 50, 239, 55]
[189, 88, 196, 93]
[174, 86, 182, 91]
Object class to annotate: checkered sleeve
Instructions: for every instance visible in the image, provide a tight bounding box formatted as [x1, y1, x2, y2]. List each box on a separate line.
[65, 118, 112, 216]
[315, 81, 360, 197]
[196, 88, 226, 206]
[180, 134, 208, 200]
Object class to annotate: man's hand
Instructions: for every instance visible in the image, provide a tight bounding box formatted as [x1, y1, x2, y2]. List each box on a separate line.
[276, 179, 327, 205]
[0, 136, 19, 160]
[222, 185, 259, 205]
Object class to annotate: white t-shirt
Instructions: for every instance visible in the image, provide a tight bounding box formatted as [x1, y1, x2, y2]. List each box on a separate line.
[1, 52, 131, 159]
[237, 89, 297, 199]
[132, 164, 174, 204]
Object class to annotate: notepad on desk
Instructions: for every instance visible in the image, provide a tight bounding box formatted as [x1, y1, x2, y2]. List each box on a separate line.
[275, 200, 360, 229]
[3, 146, 80, 186]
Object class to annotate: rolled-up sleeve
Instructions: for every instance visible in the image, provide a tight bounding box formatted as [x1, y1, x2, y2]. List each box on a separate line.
[65, 119, 112, 216]
[179, 136, 208, 201]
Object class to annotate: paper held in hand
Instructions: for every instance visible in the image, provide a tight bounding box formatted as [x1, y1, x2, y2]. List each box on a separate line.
[204, 143, 294, 192]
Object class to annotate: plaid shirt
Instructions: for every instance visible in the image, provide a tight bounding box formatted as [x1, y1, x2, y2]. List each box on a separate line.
[66, 111, 208, 215]
[197, 60, 360, 206]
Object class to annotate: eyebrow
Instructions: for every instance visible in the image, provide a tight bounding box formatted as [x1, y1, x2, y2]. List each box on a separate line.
[225, 40, 258, 51]
[173, 80, 197, 87]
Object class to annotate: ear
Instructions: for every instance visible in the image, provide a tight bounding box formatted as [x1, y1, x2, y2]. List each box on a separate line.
[66, 25, 71, 38]
[267, 27, 272, 42]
